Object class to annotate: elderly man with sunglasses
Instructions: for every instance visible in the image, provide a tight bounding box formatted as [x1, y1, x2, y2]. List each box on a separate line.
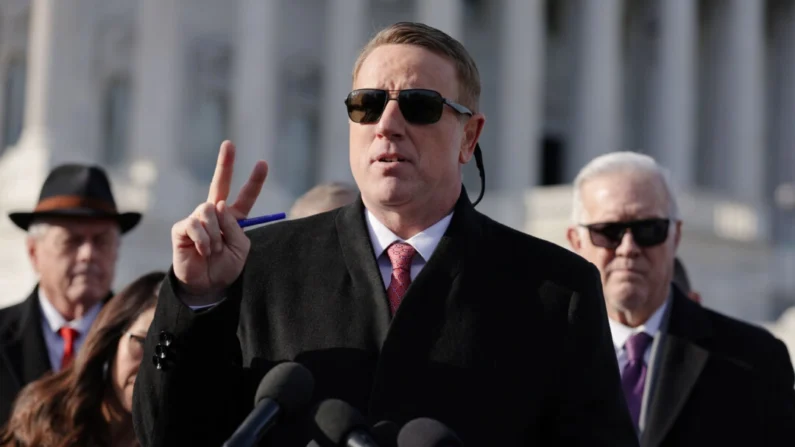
[566, 152, 795, 447]
[132, 22, 638, 447]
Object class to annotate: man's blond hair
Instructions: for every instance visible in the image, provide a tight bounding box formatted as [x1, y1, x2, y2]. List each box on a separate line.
[352, 22, 481, 112]
[288, 183, 359, 219]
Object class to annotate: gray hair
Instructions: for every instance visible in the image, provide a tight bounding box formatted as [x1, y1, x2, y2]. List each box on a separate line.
[27, 219, 121, 240]
[27, 221, 52, 240]
[571, 151, 680, 223]
[288, 182, 359, 219]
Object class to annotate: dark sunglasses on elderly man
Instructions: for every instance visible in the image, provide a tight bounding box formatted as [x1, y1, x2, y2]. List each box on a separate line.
[345, 88, 473, 125]
[581, 218, 671, 249]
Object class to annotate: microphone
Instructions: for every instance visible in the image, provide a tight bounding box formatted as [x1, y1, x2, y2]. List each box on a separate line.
[397, 418, 463, 447]
[307, 420, 396, 447]
[223, 362, 315, 447]
[370, 421, 399, 447]
[310, 398, 381, 447]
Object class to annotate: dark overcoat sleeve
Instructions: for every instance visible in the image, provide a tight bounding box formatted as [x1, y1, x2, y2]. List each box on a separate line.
[132, 268, 268, 447]
[546, 262, 640, 447]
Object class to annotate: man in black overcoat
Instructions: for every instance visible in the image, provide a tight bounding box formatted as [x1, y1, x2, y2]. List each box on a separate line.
[132, 22, 639, 447]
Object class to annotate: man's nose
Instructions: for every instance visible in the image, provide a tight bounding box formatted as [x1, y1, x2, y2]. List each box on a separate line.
[76, 240, 98, 261]
[375, 99, 406, 139]
[615, 230, 641, 256]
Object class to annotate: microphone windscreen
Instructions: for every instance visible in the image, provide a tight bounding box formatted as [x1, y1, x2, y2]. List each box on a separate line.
[397, 418, 463, 447]
[311, 398, 368, 447]
[254, 362, 315, 415]
[371, 420, 399, 447]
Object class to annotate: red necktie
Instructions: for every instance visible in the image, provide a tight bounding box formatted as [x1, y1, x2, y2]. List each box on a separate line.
[386, 242, 417, 314]
[59, 327, 80, 368]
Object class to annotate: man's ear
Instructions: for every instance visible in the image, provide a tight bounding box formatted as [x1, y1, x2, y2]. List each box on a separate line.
[458, 113, 486, 164]
[673, 220, 682, 249]
[566, 226, 582, 251]
[27, 236, 41, 274]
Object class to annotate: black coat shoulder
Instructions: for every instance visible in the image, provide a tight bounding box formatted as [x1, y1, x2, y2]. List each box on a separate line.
[477, 214, 601, 293]
[702, 305, 794, 384]
[0, 298, 28, 342]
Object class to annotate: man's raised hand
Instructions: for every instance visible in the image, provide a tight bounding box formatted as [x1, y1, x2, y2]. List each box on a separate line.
[171, 141, 268, 304]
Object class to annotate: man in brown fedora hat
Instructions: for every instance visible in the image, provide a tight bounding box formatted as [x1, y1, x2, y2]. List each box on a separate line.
[0, 164, 141, 425]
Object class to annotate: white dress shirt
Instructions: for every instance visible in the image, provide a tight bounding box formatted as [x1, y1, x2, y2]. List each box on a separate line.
[38, 290, 103, 371]
[365, 209, 454, 287]
[609, 297, 669, 373]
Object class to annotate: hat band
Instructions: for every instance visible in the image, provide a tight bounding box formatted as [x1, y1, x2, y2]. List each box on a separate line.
[34, 195, 117, 214]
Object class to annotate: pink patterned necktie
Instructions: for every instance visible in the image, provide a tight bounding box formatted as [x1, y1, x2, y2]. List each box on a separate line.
[385, 242, 417, 314]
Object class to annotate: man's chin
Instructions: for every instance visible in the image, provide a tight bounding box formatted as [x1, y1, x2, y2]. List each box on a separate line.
[608, 286, 648, 311]
[370, 184, 416, 207]
[67, 286, 107, 305]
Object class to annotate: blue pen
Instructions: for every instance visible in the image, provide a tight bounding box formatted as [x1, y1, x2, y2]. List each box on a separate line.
[237, 212, 287, 228]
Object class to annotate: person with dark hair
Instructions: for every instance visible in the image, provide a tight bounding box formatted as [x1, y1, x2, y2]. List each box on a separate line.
[0, 164, 142, 426]
[133, 22, 637, 447]
[0, 271, 164, 447]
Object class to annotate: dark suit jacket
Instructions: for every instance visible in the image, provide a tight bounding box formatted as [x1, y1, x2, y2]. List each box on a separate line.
[0, 287, 112, 428]
[641, 288, 795, 447]
[0, 288, 52, 427]
[132, 191, 639, 446]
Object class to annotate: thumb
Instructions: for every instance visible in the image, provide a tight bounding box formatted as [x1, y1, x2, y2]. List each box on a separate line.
[217, 200, 249, 254]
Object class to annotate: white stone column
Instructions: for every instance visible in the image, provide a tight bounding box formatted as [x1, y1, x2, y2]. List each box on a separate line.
[417, 0, 463, 41]
[768, 1, 795, 204]
[711, 0, 765, 203]
[496, 0, 544, 229]
[128, 0, 197, 218]
[318, 0, 366, 184]
[18, 0, 98, 165]
[568, 0, 623, 179]
[0, 0, 105, 306]
[648, 0, 696, 189]
[768, 1, 795, 304]
[231, 0, 290, 215]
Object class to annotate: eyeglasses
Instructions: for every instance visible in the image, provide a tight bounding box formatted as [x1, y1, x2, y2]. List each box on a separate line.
[344, 89, 473, 125]
[580, 218, 671, 249]
[126, 332, 146, 359]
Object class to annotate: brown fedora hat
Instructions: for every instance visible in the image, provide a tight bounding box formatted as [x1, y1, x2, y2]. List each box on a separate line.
[8, 164, 141, 233]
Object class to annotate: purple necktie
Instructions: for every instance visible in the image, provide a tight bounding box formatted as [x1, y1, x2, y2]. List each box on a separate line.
[621, 332, 654, 426]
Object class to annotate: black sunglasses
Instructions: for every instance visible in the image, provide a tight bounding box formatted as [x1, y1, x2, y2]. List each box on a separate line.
[581, 218, 671, 249]
[344, 89, 473, 125]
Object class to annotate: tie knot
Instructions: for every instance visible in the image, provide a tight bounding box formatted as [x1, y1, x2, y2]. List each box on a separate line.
[59, 327, 79, 343]
[624, 332, 653, 362]
[386, 242, 416, 271]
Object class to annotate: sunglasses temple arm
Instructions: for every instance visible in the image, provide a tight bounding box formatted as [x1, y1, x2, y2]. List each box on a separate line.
[471, 143, 485, 207]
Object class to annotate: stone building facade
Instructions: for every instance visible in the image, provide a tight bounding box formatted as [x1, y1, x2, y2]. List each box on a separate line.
[0, 0, 793, 342]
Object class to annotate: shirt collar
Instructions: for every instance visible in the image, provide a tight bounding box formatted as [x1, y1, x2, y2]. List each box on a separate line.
[38, 288, 103, 335]
[365, 209, 454, 262]
[609, 290, 671, 350]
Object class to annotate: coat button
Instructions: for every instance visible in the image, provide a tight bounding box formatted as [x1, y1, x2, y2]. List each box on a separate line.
[152, 354, 164, 370]
[154, 344, 168, 359]
[159, 331, 174, 347]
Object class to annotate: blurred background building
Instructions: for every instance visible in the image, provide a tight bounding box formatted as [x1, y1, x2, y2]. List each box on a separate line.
[0, 0, 793, 347]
